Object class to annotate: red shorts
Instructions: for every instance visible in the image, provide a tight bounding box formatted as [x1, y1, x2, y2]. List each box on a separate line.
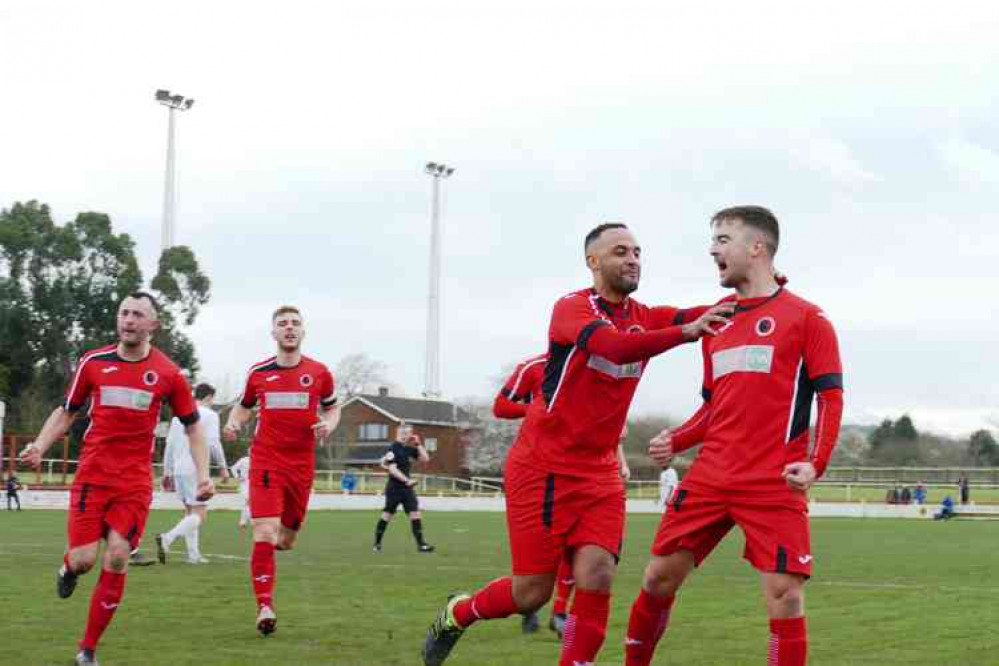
[652, 480, 813, 577]
[249, 467, 312, 531]
[505, 458, 626, 576]
[67, 482, 152, 550]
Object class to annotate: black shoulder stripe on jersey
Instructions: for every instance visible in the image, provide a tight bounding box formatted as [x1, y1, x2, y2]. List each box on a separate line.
[812, 373, 843, 392]
[320, 396, 338, 408]
[577, 319, 611, 351]
[178, 410, 200, 427]
[701, 387, 712, 403]
[252, 361, 281, 373]
[788, 363, 816, 442]
[499, 387, 513, 399]
[541, 342, 574, 406]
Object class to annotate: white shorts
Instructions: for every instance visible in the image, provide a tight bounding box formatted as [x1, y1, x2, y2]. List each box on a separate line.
[175, 474, 208, 507]
[238, 483, 250, 502]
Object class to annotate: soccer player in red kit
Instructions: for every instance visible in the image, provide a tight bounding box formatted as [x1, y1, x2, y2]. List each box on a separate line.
[19, 292, 214, 666]
[422, 224, 733, 666]
[494, 355, 632, 640]
[224, 305, 339, 636]
[623, 206, 844, 666]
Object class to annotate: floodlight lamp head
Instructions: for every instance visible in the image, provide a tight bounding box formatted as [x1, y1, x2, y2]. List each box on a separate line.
[155, 89, 170, 101]
[425, 162, 437, 173]
[184, 98, 195, 109]
[170, 95, 184, 105]
[445, 167, 455, 177]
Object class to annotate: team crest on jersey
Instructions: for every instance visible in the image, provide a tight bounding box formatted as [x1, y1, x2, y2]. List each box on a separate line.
[142, 370, 159, 386]
[755, 316, 776, 337]
[299, 374, 314, 387]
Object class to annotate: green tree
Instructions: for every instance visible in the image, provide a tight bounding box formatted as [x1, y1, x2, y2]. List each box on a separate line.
[0, 200, 210, 429]
[869, 419, 894, 450]
[967, 429, 999, 466]
[893, 414, 918, 441]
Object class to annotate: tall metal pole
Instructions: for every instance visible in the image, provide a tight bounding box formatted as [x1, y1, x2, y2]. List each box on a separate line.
[155, 90, 194, 253]
[161, 106, 177, 251]
[423, 162, 454, 400]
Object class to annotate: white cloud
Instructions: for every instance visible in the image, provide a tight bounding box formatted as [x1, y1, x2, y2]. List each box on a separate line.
[937, 137, 999, 186]
[788, 133, 879, 187]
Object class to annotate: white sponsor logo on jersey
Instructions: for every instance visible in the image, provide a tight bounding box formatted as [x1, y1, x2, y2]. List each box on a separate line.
[712, 344, 775, 380]
[264, 392, 309, 409]
[100, 386, 154, 411]
[587, 354, 643, 380]
[265, 375, 280, 382]
[101, 366, 119, 374]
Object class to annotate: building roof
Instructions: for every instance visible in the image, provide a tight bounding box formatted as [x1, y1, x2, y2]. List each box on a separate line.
[342, 394, 473, 427]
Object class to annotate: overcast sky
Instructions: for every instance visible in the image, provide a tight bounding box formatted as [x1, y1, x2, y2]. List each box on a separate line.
[2, 1, 997, 435]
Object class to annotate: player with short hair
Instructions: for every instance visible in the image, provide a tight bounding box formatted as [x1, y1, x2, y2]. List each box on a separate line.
[19, 292, 214, 666]
[623, 206, 844, 666]
[224, 305, 339, 636]
[230, 454, 251, 528]
[157, 382, 229, 564]
[422, 223, 732, 666]
[373, 424, 435, 553]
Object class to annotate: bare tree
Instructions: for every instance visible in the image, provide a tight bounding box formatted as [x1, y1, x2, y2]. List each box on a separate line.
[334, 353, 392, 398]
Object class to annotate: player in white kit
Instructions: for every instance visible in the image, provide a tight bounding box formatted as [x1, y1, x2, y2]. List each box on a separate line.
[157, 383, 229, 563]
[230, 455, 251, 528]
[659, 465, 679, 511]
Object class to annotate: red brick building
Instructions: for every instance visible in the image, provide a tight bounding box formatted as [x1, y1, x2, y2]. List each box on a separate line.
[333, 390, 474, 476]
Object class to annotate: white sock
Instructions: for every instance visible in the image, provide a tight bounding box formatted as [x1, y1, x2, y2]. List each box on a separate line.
[240, 506, 250, 526]
[165, 514, 201, 547]
[185, 527, 201, 560]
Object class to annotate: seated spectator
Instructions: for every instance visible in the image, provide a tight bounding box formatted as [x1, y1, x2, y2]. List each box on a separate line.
[934, 495, 956, 520]
[341, 469, 358, 495]
[900, 486, 912, 504]
[914, 483, 927, 505]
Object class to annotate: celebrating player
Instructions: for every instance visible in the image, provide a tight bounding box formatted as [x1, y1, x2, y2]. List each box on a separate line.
[623, 206, 844, 666]
[157, 382, 229, 564]
[19, 292, 213, 666]
[372, 424, 435, 553]
[224, 305, 339, 636]
[422, 223, 732, 666]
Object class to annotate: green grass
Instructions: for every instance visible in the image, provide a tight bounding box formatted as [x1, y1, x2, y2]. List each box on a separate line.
[0, 510, 995, 665]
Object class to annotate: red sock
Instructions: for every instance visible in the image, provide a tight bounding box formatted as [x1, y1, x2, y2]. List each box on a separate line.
[80, 569, 126, 651]
[552, 557, 575, 616]
[453, 577, 518, 628]
[251, 541, 276, 610]
[624, 588, 675, 666]
[769, 617, 808, 666]
[559, 589, 610, 666]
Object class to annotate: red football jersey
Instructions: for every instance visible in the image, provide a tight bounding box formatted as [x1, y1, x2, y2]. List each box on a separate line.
[493, 353, 547, 419]
[511, 288, 699, 476]
[239, 355, 336, 474]
[685, 288, 843, 490]
[65, 345, 198, 489]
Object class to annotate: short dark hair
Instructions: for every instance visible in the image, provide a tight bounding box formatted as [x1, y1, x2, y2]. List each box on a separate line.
[194, 383, 216, 400]
[272, 305, 302, 322]
[584, 222, 628, 253]
[127, 291, 160, 316]
[711, 206, 779, 256]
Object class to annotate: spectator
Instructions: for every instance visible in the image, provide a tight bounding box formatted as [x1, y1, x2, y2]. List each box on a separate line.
[885, 487, 895, 504]
[900, 486, 912, 505]
[934, 495, 956, 520]
[5, 473, 22, 511]
[958, 475, 970, 505]
[913, 483, 927, 505]
[341, 469, 357, 495]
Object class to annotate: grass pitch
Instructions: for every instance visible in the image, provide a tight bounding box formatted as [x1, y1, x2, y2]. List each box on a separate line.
[0, 510, 994, 665]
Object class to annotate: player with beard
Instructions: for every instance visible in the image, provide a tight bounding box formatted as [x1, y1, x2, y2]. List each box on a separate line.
[20, 292, 213, 666]
[623, 206, 844, 666]
[422, 223, 733, 666]
[224, 305, 339, 636]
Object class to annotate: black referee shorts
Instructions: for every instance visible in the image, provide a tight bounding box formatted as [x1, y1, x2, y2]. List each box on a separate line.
[383, 484, 420, 515]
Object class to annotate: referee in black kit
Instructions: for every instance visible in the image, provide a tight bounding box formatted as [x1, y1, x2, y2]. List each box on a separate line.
[372, 423, 435, 554]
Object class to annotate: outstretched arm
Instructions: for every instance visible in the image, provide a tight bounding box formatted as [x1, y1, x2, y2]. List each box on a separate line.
[19, 407, 76, 467]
